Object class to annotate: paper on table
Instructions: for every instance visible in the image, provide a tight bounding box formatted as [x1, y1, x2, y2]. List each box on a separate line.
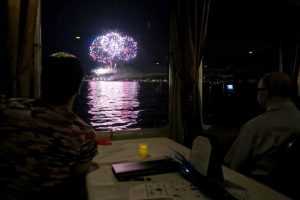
[129, 183, 172, 200]
[189, 136, 211, 176]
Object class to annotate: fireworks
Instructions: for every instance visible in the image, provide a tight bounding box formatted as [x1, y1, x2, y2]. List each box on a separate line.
[92, 65, 117, 75]
[89, 31, 137, 65]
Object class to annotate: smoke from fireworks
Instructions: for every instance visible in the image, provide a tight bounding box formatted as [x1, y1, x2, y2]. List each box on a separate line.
[89, 31, 137, 65]
[92, 65, 117, 75]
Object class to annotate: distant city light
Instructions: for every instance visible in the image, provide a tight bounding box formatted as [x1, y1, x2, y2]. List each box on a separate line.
[156, 62, 159, 65]
[248, 51, 253, 54]
[75, 36, 81, 40]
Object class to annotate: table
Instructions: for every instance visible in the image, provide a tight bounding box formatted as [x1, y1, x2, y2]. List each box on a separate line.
[86, 137, 291, 200]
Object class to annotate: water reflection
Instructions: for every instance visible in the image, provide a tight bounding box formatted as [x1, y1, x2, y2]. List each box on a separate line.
[88, 81, 140, 131]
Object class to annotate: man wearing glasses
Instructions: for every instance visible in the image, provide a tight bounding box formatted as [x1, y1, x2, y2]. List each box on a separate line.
[225, 71, 300, 179]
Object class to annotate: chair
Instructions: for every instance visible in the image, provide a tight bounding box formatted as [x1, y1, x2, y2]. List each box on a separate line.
[273, 132, 300, 199]
[248, 130, 300, 199]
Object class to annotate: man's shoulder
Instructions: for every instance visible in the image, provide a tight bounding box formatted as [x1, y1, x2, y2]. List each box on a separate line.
[1, 98, 95, 138]
[5, 97, 35, 108]
[243, 113, 268, 128]
[1, 98, 48, 115]
[240, 113, 275, 138]
[1, 98, 35, 128]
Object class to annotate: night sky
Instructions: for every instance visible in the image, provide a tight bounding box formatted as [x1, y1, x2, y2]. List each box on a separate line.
[41, 0, 170, 75]
[42, 0, 294, 78]
[204, 0, 288, 77]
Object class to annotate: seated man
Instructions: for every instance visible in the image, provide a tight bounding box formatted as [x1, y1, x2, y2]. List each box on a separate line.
[0, 52, 98, 200]
[224, 71, 300, 177]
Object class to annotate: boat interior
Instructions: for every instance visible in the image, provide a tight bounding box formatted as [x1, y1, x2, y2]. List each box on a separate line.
[1, 0, 300, 199]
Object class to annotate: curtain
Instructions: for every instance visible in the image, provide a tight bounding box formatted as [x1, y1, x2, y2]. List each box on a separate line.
[169, 0, 210, 146]
[1, 0, 39, 98]
[278, 1, 300, 104]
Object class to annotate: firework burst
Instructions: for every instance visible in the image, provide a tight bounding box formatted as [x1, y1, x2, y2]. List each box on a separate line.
[89, 31, 137, 65]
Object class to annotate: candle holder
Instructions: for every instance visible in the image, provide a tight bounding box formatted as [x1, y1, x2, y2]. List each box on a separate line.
[96, 133, 112, 145]
[138, 143, 149, 158]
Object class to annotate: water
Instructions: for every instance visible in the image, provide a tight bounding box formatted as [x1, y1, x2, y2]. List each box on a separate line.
[73, 79, 264, 132]
[73, 80, 168, 132]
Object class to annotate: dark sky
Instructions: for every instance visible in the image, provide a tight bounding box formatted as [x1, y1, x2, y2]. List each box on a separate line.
[42, 0, 296, 77]
[204, 0, 292, 77]
[41, 0, 170, 74]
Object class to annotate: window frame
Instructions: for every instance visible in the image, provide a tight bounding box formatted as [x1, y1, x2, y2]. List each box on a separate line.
[35, 0, 171, 139]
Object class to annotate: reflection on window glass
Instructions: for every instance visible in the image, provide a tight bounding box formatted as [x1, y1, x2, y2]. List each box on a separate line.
[42, 0, 170, 131]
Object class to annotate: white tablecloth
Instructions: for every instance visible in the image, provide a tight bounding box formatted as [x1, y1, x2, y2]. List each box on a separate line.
[86, 137, 291, 200]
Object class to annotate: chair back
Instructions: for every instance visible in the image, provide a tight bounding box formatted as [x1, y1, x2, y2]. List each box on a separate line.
[249, 129, 300, 199]
[275, 131, 300, 199]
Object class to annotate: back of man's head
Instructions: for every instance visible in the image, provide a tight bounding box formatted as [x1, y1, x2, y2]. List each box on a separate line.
[261, 71, 292, 98]
[41, 52, 84, 105]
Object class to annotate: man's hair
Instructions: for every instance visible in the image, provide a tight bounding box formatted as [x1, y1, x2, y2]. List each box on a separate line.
[261, 71, 292, 98]
[41, 52, 84, 105]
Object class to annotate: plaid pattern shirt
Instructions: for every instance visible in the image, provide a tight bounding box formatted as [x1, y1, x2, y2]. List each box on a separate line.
[0, 98, 98, 200]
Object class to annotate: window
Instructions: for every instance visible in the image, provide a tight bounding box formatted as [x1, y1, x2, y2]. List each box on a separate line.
[41, 0, 170, 132]
[202, 0, 280, 128]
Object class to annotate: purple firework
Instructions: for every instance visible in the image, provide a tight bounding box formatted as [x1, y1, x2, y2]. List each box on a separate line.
[89, 31, 137, 65]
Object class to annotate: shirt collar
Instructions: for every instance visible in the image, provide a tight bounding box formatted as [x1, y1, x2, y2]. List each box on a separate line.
[267, 100, 296, 112]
